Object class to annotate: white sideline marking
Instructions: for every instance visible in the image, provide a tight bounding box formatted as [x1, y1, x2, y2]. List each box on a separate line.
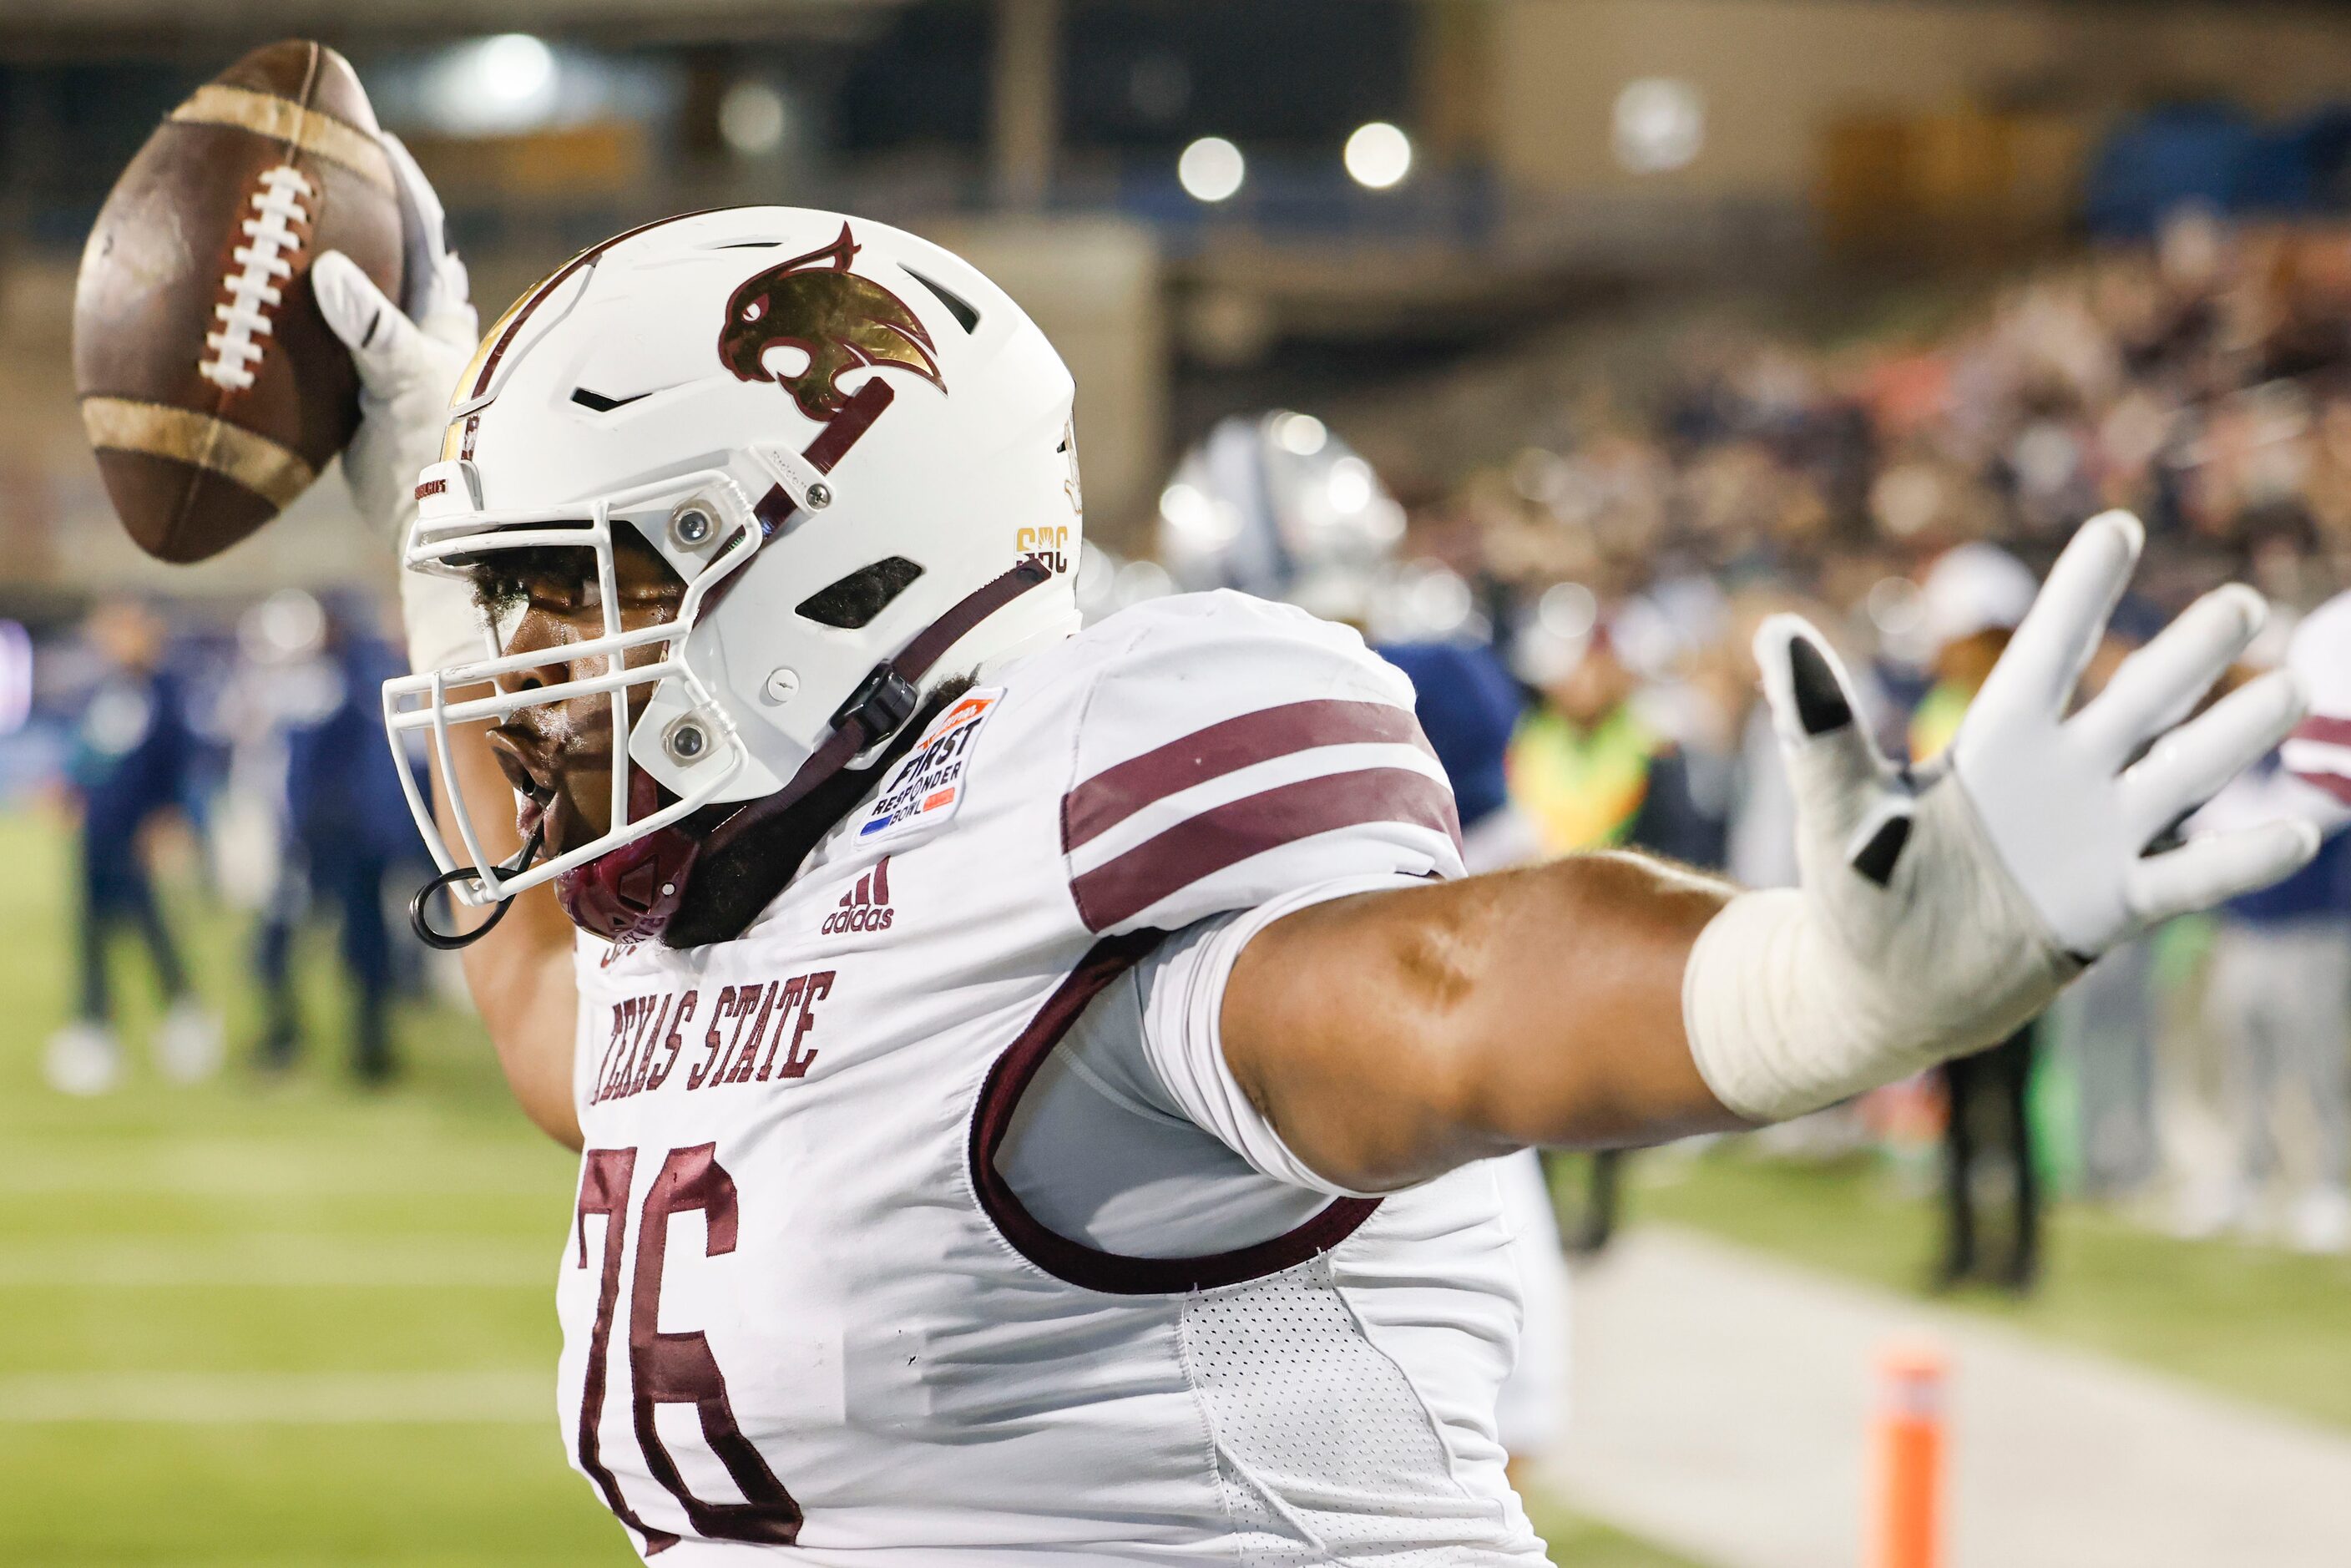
[0, 1370, 552, 1424]
[1545, 1225, 2351, 1568]
[0, 1237, 553, 1288]
[0, 1141, 569, 1198]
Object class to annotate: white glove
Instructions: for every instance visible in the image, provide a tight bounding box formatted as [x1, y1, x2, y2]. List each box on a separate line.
[1684, 510, 2319, 1122]
[311, 132, 483, 674]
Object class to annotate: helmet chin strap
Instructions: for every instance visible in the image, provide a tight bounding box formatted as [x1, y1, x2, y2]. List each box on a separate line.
[409, 823, 544, 951]
[416, 557, 1055, 953]
[555, 770, 702, 944]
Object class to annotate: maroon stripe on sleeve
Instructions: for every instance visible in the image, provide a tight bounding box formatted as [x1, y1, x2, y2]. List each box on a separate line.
[1063, 699, 1435, 853]
[968, 933, 1382, 1296]
[2293, 715, 2351, 749]
[1070, 766, 1460, 933]
[2296, 768, 2351, 807]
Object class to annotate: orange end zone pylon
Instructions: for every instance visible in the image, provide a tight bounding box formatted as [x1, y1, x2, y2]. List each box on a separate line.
[1871, 1340, 1947, 1568]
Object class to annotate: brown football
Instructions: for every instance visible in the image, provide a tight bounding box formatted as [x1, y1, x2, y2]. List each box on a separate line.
[73, 40, 403, 564]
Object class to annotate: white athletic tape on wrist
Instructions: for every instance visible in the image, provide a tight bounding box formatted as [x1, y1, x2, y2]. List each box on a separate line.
[1680, 783, 2075, 1123]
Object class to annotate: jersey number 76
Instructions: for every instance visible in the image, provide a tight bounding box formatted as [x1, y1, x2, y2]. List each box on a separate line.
[574, 1144, 803, 1552]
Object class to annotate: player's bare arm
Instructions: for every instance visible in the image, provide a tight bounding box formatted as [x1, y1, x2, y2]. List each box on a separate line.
[1225, 851, 1738, 1190]
[1221, 513, 2318, 1193]
[432, 703, 583, 1149]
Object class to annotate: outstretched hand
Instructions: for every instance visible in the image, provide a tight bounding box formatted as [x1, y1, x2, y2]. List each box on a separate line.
[1686, 510, 2317, 1125]
[1764, 509, 2315, 964]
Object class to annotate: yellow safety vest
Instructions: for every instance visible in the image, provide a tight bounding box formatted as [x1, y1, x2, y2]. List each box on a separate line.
[1507, 704, 1656, 857]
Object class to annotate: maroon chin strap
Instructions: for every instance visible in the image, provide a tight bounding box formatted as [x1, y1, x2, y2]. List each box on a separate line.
[555, 557, 1054, 947]
[555, 770, 701, 944]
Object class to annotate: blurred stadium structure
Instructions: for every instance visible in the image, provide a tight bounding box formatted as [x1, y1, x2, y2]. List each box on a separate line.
[6, 3, 2351, 1565]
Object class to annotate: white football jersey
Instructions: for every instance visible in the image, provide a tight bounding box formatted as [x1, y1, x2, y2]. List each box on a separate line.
[556, 591, 1548, 1565]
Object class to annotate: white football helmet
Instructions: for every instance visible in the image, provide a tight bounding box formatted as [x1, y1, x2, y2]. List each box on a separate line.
[382, 208, 1082, 937]
[1155, 411, 1404, 624]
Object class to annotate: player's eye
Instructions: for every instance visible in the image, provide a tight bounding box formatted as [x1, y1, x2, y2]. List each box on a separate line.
[521, 569, 596, 613]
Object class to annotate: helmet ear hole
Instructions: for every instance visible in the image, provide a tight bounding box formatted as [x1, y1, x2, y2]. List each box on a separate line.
[796, 557, 926, 629]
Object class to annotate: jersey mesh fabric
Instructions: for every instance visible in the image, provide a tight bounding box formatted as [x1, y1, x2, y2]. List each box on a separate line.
[1181, 1256, 1509, 1566]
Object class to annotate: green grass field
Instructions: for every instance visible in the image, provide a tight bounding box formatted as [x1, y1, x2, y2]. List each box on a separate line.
[1610, 1145, 2351, 1432]
[0, 812, 629, 1565]
[0, 809, 1687, 1566]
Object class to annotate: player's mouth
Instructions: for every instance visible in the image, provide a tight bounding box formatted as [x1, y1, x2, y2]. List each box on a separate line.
[486, 725, 562, 846]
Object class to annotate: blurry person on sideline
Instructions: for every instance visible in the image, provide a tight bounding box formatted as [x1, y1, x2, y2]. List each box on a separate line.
[2178, 589, 2351, 1252]
[215, 589, 326, 1060]
[1160, 410, 1573, 1480]
[1509, 607, 1726, 873]
[1508, 598, 1728, 1253]
[43, 598, 221, 1095]
[255, 592, 422, 1084]
[1912, 543, 2045, 1290]
[1375, 589, 1540, 874]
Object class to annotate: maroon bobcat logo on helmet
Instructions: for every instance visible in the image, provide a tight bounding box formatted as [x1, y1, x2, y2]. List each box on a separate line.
[717, 224, 944, 421]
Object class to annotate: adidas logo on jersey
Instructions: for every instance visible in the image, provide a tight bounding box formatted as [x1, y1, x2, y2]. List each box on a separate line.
[822, 857, 895, 935]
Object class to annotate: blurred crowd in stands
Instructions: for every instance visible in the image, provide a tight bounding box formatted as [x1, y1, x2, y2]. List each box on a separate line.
[1446, 205, 2351, 616]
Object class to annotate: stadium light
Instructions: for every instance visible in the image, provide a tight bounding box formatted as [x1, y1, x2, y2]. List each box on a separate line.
[1178, 137, 1246, 203]
[1327, 457, 1374, 515]
[1343, 122, 1413, 190]
[427, 34, 559, 134]
[479, 33, 554, 105]
[1275, 412, 1327, 457]
[720, 80, 789, 157]
[1612, 78, 1704, 174]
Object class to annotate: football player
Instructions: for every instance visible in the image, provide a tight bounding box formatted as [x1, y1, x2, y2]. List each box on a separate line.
[313, 156, 2317, 1563]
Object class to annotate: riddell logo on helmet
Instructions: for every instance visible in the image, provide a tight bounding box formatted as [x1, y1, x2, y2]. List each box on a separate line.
[717, 224, 945, 420]
[822, 856, 895, 936]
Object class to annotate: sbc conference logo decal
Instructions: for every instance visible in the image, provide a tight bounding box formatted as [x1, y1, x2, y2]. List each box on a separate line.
[856, 687, 1002, 844]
